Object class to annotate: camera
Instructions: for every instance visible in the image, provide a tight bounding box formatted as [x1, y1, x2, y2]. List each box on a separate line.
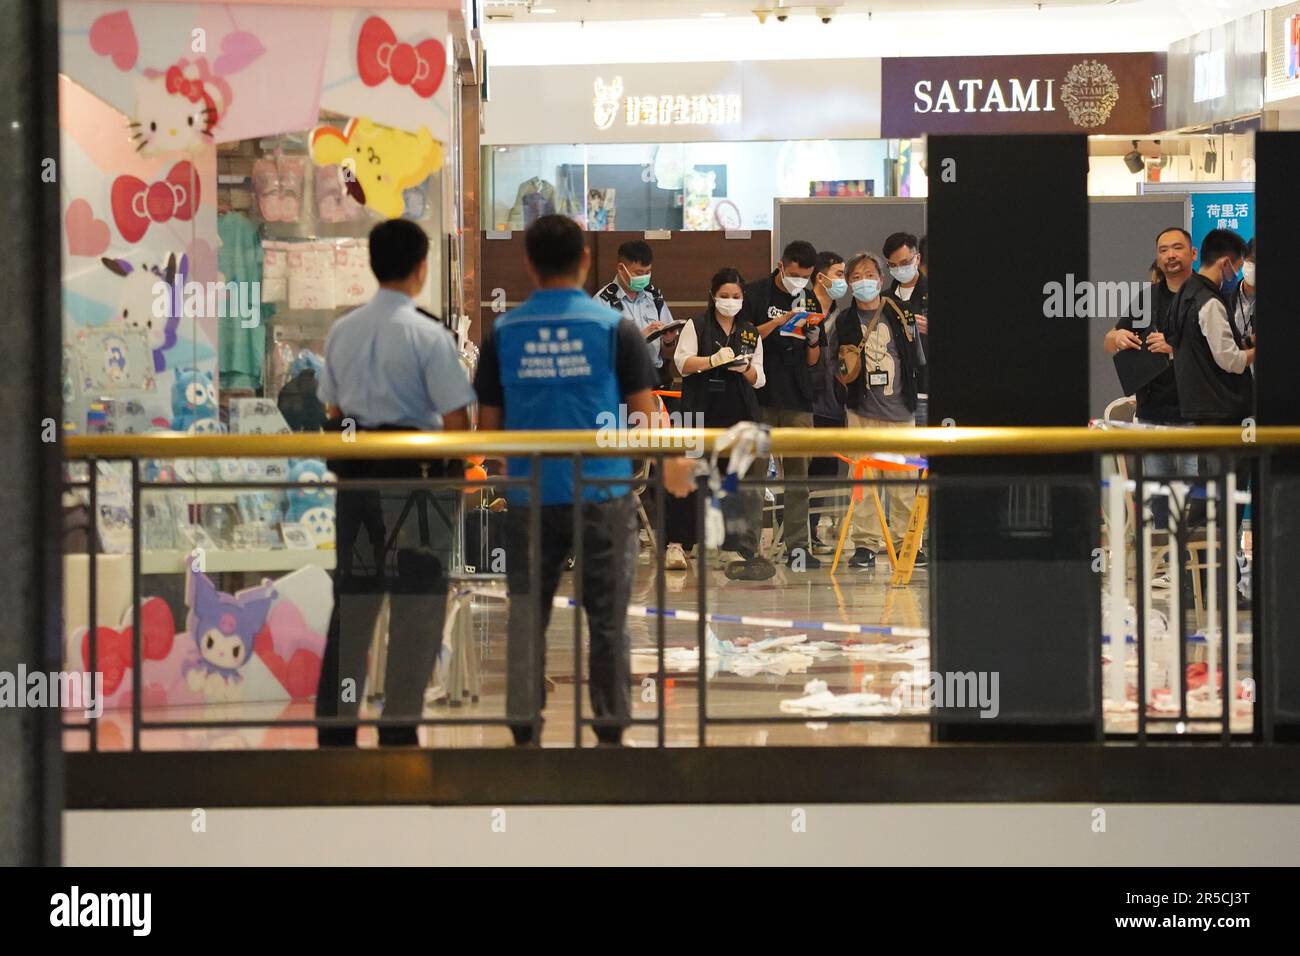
[816, 5, 835, 21]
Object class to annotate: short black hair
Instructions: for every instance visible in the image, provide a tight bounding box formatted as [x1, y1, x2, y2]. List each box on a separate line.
[1154, 226, 1192, 246]
[815, 250, 844, 278]
[1200, 228, 1246, 265]
[781, 240, 817, 269]
[882, 232, 918, 260]
[369, 219, 429, 282]
[710, 267, 745, 299]
[1247, 236, 1255, 258]
[526, 214, 587, 279]
[617, 239, 653, 267]
[918, 234, 927, 263]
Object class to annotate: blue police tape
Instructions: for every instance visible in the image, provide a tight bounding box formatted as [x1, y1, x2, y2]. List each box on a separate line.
[459, 585, 929, 639]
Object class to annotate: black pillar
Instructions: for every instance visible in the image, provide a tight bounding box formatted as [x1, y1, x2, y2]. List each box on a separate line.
[1254, 132, 1300, 742]
[927, 134, 1099, 741]
[0, 0, 64, 863]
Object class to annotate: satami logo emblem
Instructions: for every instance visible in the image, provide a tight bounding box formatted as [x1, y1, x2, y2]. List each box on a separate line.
[912, 60, 1120, 129]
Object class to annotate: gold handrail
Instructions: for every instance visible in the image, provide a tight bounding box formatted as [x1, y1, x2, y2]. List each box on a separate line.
[62, 425, 1300, 460]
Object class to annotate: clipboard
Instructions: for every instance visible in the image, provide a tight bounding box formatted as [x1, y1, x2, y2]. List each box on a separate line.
[1113, 346, 1171, 396]
[646, 320, 687, 342]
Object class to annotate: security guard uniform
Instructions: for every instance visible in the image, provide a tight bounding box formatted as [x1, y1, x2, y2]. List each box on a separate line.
[315, 288, 475, 747]
[596, 278, 675, 384]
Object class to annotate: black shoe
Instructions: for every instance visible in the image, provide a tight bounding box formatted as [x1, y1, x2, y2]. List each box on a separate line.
[378, 726, 420, 747]
[786, 549, 822, 570]
[913, 549, 928, 567]
[511, 725, 536, 746]
[595, 731, 624, 747]
[848, 547, 876, 569]
[317, 726, 358, 748]
[725, 556, 776, 581]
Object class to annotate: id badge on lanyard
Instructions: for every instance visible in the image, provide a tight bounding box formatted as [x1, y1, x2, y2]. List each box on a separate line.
[868, 368, 888, 388]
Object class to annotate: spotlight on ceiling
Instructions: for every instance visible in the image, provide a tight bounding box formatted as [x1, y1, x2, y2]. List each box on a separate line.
[1123, 140, 1144, 175]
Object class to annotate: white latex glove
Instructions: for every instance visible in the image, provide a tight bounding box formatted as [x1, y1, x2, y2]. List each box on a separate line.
[709, 346, 737, 368]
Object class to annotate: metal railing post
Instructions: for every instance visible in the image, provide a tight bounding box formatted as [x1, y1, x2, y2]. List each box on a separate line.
[529, 454, 543, 746]
[130, 458, 142, 753]
[572, 455, 583, 748]
[87, 459, 98, 752]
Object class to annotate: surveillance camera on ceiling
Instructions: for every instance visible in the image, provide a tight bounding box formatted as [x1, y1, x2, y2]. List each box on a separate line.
[816, 5, 835, 22]
[776, 13, 788, 21]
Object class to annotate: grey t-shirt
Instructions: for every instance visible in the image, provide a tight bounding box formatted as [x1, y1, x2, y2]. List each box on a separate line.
[854, 305, 912, 423]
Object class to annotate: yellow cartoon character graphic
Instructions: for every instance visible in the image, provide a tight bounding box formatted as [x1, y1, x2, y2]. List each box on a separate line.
[309, 117, 443, 219]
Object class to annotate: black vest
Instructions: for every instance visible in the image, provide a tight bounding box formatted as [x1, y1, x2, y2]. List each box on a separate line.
[680, 311, 761, 429]
[1168, 273, 1253, 424]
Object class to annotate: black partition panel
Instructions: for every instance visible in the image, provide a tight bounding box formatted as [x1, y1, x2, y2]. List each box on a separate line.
[927, 134, 1099, 741]
[1088, 196, 1188, 418]
[773, 198, 926, 266]
[1254, 132, 1300, 740]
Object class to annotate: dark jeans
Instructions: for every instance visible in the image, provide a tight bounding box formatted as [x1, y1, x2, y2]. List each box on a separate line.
[809, 414, 845, 543]
[316, 470, 453, 747]
[506, 495, 637, 744]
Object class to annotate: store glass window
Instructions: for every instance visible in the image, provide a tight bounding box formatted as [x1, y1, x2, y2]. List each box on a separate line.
[484, 139, 898, 232]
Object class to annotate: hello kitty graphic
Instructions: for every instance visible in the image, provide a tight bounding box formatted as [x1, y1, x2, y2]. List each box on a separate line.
[130, 58, 232, 154]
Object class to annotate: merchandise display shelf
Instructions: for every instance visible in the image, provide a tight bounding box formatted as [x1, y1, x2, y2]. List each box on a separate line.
[141, 547, 336, 576]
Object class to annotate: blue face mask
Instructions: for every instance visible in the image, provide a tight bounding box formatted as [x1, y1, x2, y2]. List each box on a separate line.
[824, 277, 848, 299]
[851, 278, 880, 301]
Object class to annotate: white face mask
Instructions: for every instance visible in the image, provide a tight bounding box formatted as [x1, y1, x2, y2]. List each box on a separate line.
[715, 297, 743, 317]
[1241, 261, 1256, 288]
[781, 270, 809, 295]
[889, 258, 918, 284]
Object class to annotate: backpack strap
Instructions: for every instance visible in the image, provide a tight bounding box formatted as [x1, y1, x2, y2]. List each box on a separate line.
[647, 283, 667, 318]
[597, 282, 623, 312]
[883, 296, 913, 341]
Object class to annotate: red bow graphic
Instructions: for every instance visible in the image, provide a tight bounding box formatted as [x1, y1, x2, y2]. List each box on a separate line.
[110, 161, 201, 244]
[165, 65, 205, 103]
[356, 16, 446, 99]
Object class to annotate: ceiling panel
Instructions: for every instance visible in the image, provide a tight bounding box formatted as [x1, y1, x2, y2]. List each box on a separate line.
[483, 0, 1134, 23]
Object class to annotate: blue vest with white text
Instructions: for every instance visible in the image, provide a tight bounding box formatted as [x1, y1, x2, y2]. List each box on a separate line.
[495, 289, 630, 505]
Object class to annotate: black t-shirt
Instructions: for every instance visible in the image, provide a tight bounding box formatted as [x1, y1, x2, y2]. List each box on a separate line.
[1114, 279, 1180, 423]
[474, 316, 657, 409]
[742, 271, 815, 412]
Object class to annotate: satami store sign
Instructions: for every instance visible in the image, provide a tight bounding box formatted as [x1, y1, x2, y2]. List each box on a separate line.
[882, 53, 1167, 137]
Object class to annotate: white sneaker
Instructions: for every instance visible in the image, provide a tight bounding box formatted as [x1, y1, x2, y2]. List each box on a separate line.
[665, 542, 689, 571]
[712, 549, 743, 570]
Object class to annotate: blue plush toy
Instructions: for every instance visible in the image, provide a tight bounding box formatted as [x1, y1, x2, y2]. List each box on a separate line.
[170, 369, 217, 433]
[285, 459, 334, 523]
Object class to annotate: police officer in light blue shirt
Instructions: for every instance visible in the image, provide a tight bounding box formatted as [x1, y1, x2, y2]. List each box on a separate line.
[475, 216, 692, 747]
[316, 219, 475, 749]
[595, 239, 677, 383]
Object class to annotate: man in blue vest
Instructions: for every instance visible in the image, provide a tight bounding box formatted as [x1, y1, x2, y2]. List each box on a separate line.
[474, 215, 692, 746]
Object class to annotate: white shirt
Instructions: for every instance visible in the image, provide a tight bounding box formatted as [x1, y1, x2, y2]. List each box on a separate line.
[675, 316, 766, 389]
[1197, 297, 1250, 376]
